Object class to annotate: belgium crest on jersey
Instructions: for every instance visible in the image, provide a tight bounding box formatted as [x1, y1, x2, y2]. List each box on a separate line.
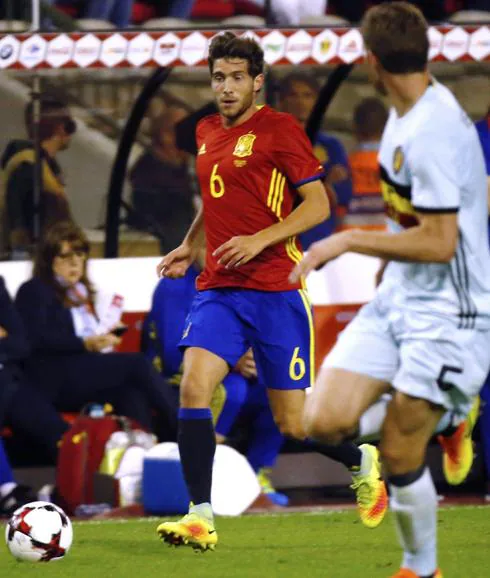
[393, 146, 404, 174]
[233, 132, 256, 158]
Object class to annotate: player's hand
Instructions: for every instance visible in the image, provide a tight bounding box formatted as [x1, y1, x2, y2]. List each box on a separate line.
[157, 243, 194, 278]
[234, 348, 257, 379]
[289, 232, 350, 283]
[213, 234, 266, 269]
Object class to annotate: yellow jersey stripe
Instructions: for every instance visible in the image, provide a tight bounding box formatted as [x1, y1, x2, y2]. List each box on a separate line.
[271, 172, 282, 214]
[267, 169, 277, 208]
[275, 175, 285, 219]
[285, 238, 299, 263]
[298, 288, 315, 386]
[290, 236, 303, 263]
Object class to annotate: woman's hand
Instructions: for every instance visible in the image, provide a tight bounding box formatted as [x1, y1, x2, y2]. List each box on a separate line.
[83, 334, 121, 352]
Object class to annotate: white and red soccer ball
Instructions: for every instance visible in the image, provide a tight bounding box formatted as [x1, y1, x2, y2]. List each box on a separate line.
[5, 501, 73, 562]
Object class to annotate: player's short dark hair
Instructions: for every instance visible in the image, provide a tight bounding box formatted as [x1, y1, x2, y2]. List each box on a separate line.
[208, 32, 264, 78]
[278, 72, 320, 100]
[353, 97, 389, 140]
[361, 1, 429, 74]
[25, 97, 77, 141]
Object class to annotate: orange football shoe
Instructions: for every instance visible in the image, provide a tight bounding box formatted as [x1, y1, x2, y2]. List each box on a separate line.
[390, 568, 443, 578]
[350, 444, 388, 529]
[438, 397, 480, 486]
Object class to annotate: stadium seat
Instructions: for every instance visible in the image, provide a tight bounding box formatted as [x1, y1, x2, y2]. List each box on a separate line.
[221, 15, 266, 27]
[191, 0, 235, 19]
[141, 17, 195, 29]
[0, 20, 29, 32]
[299, 14, 350, 26]
[449, 10, 490, 23]
[75, 19, 116, 30]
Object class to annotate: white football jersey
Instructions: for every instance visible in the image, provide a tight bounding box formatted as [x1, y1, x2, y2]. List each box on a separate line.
[377, 81, 490, 329]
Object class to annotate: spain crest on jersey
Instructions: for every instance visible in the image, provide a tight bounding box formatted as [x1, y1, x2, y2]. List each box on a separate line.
[233, 133, 256, 158]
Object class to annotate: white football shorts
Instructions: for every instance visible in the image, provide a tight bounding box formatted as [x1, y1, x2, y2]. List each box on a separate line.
[323, 296, 490, 418]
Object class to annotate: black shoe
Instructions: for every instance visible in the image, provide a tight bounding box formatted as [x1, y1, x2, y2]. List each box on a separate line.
[0, 484, 37, 517]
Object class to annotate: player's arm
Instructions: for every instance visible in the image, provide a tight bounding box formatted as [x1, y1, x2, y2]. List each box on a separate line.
[256, 179, 330, 245]
[214, 179, 329, 269]
[156, 205, 205, 278]
[290, 128, 460, 281]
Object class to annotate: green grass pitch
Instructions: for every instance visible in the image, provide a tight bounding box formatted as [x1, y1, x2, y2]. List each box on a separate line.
[1, 507, 489, 577]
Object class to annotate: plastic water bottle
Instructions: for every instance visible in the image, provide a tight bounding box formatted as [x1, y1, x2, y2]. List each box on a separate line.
[87, 404, 106, 418]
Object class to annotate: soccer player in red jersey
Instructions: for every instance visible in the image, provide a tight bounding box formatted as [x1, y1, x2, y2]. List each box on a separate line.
[156, 32, 387, 550]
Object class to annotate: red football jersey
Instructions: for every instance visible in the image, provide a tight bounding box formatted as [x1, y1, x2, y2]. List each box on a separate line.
[195, 105, 325, 292]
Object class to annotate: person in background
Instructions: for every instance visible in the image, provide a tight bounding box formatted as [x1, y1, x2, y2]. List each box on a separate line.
[15, 221, 177, 440]
[0, 439, 37, 517]
[0, 273, 72, 515]
[345, 97, 388, 229]
[144, 249, 288, 506]
[1, 98, 76, 260]
[247, 0, 327, 25]
[278, 72, 353, 249]
[129, 106, 197, 255]
[45, 0, 134, 28]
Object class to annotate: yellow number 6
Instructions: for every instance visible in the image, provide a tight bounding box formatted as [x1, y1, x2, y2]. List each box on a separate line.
[210, 163, 225, 198]
[289, 346, 306, 381]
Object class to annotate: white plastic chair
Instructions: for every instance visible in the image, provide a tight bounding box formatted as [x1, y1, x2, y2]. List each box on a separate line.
[221, 15, 266, 28]
[0, 20, 29, 32]
[141, 18, 195, 29]
[449, 10, 490, 24]
[299, 14, 350, 26]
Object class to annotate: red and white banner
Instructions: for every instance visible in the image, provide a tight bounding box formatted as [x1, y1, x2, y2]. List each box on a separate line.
[0, 25, 488, 70]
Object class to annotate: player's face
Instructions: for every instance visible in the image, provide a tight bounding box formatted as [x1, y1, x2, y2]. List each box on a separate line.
[211, 58, 263, 125]
[280, 81, 317, 125]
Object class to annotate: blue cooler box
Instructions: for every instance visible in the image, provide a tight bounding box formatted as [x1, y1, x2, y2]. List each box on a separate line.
[142, 445, 190, 515]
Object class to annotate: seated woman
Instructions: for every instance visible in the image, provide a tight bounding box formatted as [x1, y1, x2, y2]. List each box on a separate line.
[15, 221, 177, 439]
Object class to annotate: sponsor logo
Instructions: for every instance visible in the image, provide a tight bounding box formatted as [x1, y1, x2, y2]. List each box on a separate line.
[262, 30, 286, 64]
[46, 34, 74, 68]
[0, 44, 13, 59]
[468, 26, 490, 61]
[127, 33, 154, 67]
[312, 29, 338, 63]
[180, 31, 207, 66]
[286, 30, 313, 64]
[100, 33, 128, 67]
[153, 33, 180, 66]
[441, 27, 469, 61]
[19, 35, 47, 68]
[428, 27, 443, 60]
[0, 35, 19, 68]
[338, 29, 363, 64]
[73, 34, 101, 67]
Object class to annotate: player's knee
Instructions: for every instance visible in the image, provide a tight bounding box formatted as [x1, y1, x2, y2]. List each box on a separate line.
[303, 410, 355, 444]
[379, 438, 424, 475]
[274, 414, 306, 440]
[180, 372, 213, 408]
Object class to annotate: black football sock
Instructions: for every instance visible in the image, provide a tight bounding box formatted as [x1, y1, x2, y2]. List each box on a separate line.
[305, 438, 362, 469]
[178, 408, 216, 505]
